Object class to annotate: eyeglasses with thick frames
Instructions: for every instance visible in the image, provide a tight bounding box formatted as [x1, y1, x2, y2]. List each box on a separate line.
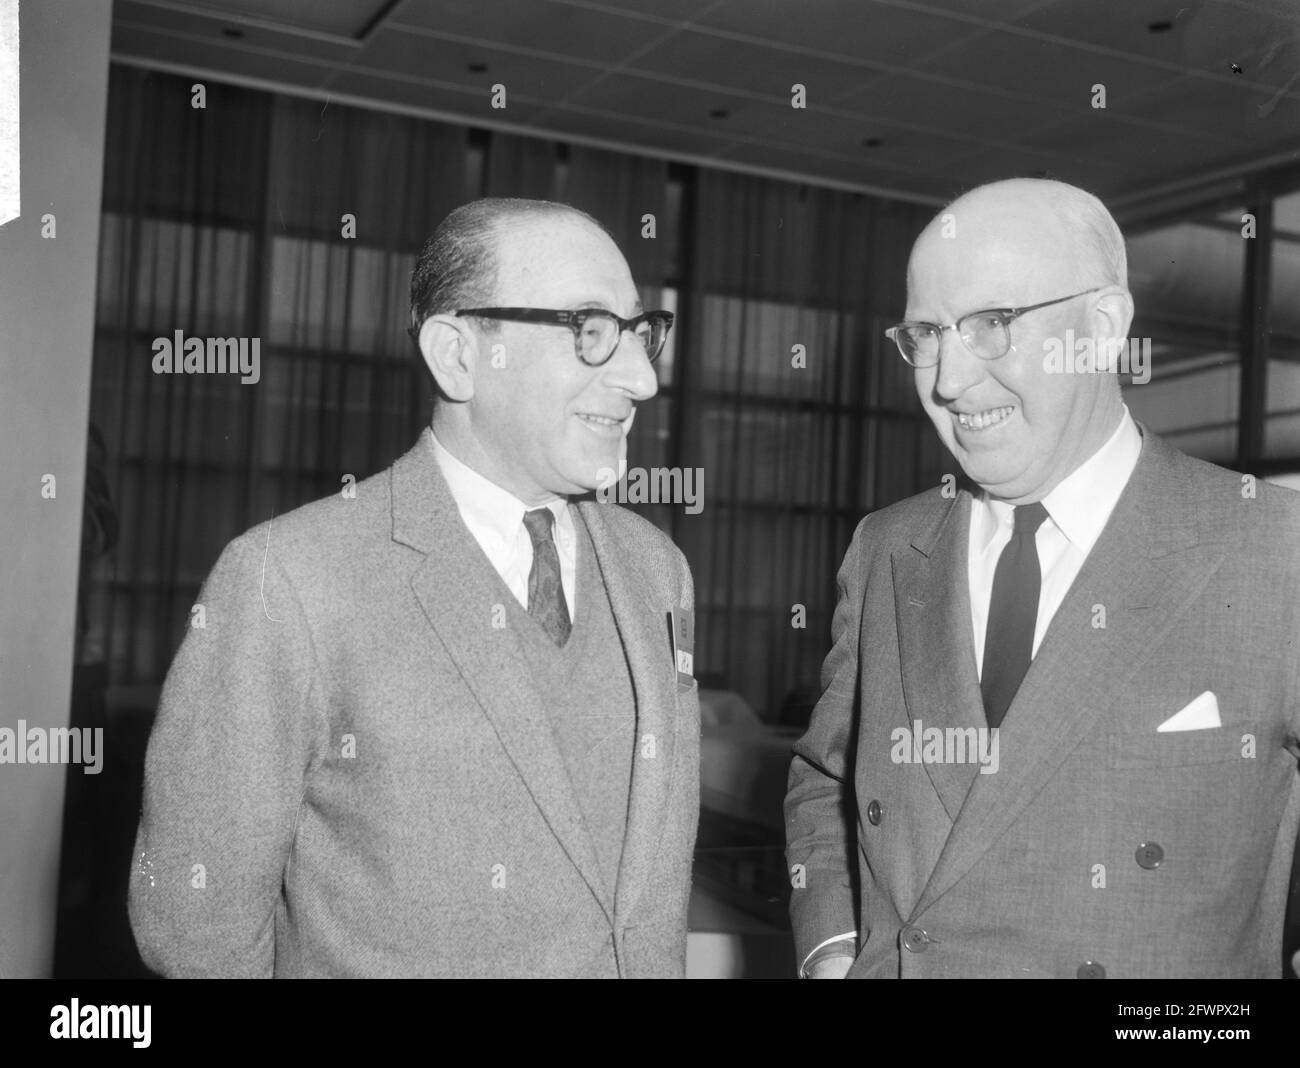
[455, 307, 675, 367]
[885, 287, 1102, 368]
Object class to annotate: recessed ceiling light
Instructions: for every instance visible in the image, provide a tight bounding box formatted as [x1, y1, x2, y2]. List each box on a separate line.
[709, 108, 729, 119]
[1147, 20, 1173, 32]
[222, 27, 245, 39]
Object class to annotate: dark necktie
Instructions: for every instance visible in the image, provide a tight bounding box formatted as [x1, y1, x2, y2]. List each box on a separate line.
[523, 508, 572, 647]
[980, 501, 1049, 729]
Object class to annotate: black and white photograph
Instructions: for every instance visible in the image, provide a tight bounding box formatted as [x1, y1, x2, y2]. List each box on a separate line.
[3, 0, 1300, 1035]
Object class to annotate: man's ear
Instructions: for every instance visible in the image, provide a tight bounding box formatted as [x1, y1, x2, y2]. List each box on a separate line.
[418, 315, 478, 403]
[1089, 286, 1135, 372]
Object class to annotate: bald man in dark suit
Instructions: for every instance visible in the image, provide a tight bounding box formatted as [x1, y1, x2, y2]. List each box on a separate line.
[787, 178, 1300, 979]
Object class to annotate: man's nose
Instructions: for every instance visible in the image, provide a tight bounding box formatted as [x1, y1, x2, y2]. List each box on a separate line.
[931, 325, 985, 401]
[602, 330, 659, 400]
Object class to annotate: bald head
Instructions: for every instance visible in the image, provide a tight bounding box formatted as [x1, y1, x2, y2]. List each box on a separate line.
[910, 179, 1126, 300]
[902, 178, 1135, 503]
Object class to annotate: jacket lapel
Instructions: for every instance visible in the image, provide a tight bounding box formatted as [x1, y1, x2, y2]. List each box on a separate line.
[893, 491, 986, 820]
[576, 499, 680, 925]
[391, 431, 611, 921]
[910, 431, 1225, 918]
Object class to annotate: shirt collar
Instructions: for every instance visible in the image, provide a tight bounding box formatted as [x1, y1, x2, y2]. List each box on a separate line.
[427, 430, 571, 548]
[1041, 406, 1141, 553]
[973, 406, 1142, 554]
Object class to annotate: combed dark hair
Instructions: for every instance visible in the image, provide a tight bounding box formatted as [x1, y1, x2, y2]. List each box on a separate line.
[407, 197, 610, 343]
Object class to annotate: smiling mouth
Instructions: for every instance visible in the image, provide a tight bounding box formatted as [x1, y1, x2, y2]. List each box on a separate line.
[576, 410, 635, 436]
[955, 406, 1014, 431]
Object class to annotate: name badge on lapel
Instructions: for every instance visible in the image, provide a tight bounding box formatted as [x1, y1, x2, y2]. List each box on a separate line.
[668, 607, 694, 683]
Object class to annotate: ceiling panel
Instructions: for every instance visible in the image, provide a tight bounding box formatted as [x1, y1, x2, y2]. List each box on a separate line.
[1011, 1, 1205, 54]
[324, 67, 549, 126]
[935, 142, 1124, 197]
[897, 0, 1062, 21]
[109, 0, 1300, 205]
[834, 72, 1067, 139]
[706, 106, 994, 168]
[1025, 123, 1241, 180]
[913, 33, 1176, 103]
[114, 0, 358, 61]
[551, 77, 776, 140]
[630, 34, 888, 102]
[538, 0, 712, 23]
[1116, 74, 1300, 148]
[390, 0, 667, 63]
[1014, 0, 1300, 70]
[183, 0, 391, 37]
[525, 110, 740, 160]
[111, 21, 332, 89]
[689, 0, 971, 64]
[715, 138, 951, 197]
[358, 27, 605, 100]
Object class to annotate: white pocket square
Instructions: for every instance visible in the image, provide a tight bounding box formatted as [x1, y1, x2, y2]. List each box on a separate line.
[1156, 691, 1222, 732]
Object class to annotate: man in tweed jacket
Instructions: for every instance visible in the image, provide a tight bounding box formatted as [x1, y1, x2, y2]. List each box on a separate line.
[130, 199, 700, 978]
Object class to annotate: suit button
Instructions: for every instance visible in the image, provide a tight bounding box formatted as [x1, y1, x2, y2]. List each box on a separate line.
[900, 925, 932, 953]
[1135, 842, 1164, 869]
[1077, 961, 1106, 979]
[867, 800, 883, 826]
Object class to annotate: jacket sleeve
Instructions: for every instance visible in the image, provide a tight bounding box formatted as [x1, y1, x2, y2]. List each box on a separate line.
[784, 516, 870, 968]
[128, 525, 322, 977]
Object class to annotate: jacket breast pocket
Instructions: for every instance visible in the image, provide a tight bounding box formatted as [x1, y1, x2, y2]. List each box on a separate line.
[1104, 721, 1260, 769]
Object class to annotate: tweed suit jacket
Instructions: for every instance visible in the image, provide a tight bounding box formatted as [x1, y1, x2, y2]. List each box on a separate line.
[786, 429, 1300, 978]
[130, 429, 700, 977]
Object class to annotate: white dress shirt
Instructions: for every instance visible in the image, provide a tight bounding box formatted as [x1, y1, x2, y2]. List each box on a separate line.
[428, 431, 578, 616]
[968, 407, 1142, 675]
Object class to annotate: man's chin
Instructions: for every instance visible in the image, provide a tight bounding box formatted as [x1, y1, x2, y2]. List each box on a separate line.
[952, 451, 1027, 497]
[965, 465, 1042, 501]
[565, 441, 628, 493]
[559, 459, 624, 496]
